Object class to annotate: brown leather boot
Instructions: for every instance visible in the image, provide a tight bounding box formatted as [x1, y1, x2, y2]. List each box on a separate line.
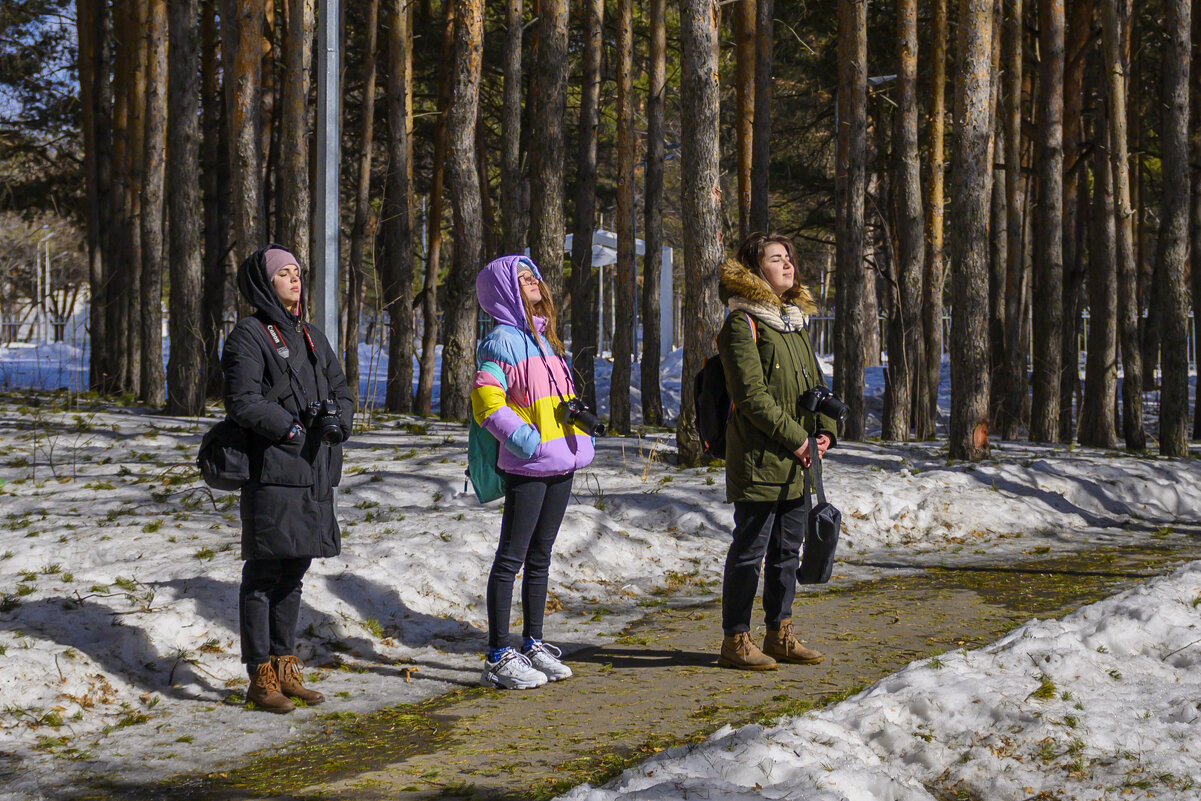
[247, 661, 295, 713]
[763, 619, 825, 665]
[273, 655, 325, 705]
[717, 631, 778, 670]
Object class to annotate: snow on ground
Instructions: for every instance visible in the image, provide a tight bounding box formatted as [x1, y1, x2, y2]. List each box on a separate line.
[561, 562, 1201, 801]
[3, 340, 1201, 799]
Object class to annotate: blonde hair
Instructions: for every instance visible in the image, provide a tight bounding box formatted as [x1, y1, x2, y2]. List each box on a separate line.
[521, 280, 564, 355]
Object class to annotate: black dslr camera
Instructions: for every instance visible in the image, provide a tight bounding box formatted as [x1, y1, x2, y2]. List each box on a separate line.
[562, 398, 605, 437]
[799, 385, 849, 430]
[303, 398, 343, 444]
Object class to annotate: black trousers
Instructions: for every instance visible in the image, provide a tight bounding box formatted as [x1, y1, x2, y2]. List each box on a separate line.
[240, 557, 312, 667]
[722, 497, 808, 635]
[486, 471, 574, 649]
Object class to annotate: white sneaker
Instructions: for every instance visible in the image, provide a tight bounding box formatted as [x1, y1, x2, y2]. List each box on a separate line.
[522, 640, 572, 681]
[481, 648, 548, 690]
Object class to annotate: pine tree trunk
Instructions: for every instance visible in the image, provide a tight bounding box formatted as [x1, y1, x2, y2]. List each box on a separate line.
[641, 0, 667, 428]
[201, 0, 228, 399]
[346, 0, 380, 410]
[139, 0, 166, 405]
[610, 0, 636, 434]
[126, 0, 148, 395]
[1059, 0, 1091, 442]
[1191, 2, 1201, 441]
[677, 0, 724, 465]
[834, 0, 867, 442]
[734, 0, 755, 240]
[109, 3, 133, 392]
[381, 0, 414, 413]
[278, 0, 311, 266]
[885, 0, 924, 442]
[222, 0, 265, 269]
[165, 0, 206, 416]
[501, 0, 526, 254]
[529, 0, 568, 296]
[948, 0, 995, 461]
[1029, 0, 1064, 442]
[1157, 0, 1191, 456]
[441, 0, 484, 421]
[989, 98, 1007, 428]
[77, 0, 114, 393]
[749, 0, 773, 233]
[1080, 78, 1119, 448]
[998, 0, 1027, 439]
[417, 0, 455, 416]
[917, 0, 947, 440]
[1101, 0, 1145, 450]
[569, 0, 604, 411]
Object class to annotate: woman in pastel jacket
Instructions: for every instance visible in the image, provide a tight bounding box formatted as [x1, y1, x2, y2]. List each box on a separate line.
[715, 232, 839, 671]
[471, 255, 595, 690]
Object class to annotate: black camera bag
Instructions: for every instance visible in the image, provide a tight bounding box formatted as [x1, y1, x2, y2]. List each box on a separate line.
[197, 322, 295, 492]
[798, 436, 841, 584]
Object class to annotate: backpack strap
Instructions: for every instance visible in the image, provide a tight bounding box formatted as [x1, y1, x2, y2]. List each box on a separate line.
[743, 311, 758, 342]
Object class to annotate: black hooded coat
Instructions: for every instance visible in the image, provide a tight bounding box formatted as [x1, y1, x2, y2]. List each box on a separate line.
[221, 246, 355, 560]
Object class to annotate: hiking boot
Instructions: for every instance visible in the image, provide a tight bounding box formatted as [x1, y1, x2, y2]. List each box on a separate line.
[247, 661, 295, 713]
[717, 631, 778, 671]
[763, 619, 825, 665]
[481, 648, 548, 689]
[522, 640, 572, 681]
[272, 655, 325, 704]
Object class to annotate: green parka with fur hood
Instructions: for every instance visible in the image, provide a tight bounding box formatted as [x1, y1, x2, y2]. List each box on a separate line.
[716, 258, 838, 503]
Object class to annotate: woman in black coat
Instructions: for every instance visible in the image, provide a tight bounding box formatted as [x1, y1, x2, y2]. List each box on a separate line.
[221, 245, 355, 713]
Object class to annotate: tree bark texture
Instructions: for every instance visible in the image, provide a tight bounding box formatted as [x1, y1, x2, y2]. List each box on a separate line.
[677, 0, 725, 464]
[381, 0, 414, 413]
[1100, 0, 1145, 450]
[441, 0, 484, 421]
[998, 0, 1027, 439]
[1157, 0, 1191, 456]
[1059, 0, 1092, 442]
[108, 2, 133, 392]
[1029, 0, 1065, 442]
[749, 0, 773, 233]
[1191, 2, 1201, 441]
[201, 0, 228, 398]
[610, 0, 636, 434]
[641, 0, 667, 427]
[835, 0, 867, 442]
[126, 0, 148, 394]
[884, 0, 924, 442]
[165, 0, 206, 415]
[417, 0, 456, 416]
[917, 0, 947, 440]
[570, 0, 604, 411]
[989, 96, 1007, 428]
[139, 0, 167, 406]
[278, 0, 311, 266]
[501, 0, 527, 254]
[734, 0, 755, 240]
[529, 0, 568, 297]
[221, 0, 265, 267]
[1080, 87, 1118, 448]
[948, 0, 994, 461]
[346, 0, 380, 408]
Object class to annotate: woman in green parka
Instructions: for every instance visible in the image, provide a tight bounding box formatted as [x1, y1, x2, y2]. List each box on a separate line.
[715, 232, 839, 671]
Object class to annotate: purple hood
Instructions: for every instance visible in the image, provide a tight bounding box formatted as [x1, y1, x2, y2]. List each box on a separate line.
[476, 255, 546, 333]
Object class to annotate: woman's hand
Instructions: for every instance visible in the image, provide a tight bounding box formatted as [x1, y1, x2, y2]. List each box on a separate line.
[794, 434, 832, 467]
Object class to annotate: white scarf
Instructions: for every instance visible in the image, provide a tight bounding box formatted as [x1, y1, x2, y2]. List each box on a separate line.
[728, 296, 810, 333]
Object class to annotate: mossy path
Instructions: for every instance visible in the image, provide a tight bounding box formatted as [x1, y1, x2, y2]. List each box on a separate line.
[87, 536, 1201, 801]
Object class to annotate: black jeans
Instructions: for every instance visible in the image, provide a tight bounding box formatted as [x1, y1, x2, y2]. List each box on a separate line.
[486, 471, 574, 649]
[722, 497, 808, 635]
[240, 557, 312, 667]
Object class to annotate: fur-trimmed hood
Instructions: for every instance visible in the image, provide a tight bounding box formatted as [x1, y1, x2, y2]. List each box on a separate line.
[719, 257, 817, 320]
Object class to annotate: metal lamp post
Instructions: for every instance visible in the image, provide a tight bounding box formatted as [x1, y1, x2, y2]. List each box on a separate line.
[313, 0, 341, 355]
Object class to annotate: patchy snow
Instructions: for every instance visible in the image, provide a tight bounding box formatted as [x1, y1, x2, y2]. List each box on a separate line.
[1, 343, 1200, 800]
[560, 562, 1201, 801]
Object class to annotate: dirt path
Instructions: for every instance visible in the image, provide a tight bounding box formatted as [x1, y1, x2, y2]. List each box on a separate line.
[87, 539, 1201, 801]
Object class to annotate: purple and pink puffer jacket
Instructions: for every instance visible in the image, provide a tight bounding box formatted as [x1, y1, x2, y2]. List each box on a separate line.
[470, 255, 595, 477]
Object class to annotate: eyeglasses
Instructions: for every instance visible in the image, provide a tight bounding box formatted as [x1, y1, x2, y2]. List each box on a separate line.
[517, 273, 540, 286]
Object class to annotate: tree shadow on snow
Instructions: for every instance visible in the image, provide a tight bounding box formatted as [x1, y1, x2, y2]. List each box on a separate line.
[0, 597, 223, 701]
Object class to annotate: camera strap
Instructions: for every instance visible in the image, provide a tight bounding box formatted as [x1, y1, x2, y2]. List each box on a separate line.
[802, 435, 828, 510]
[257, 320, 305, 406]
